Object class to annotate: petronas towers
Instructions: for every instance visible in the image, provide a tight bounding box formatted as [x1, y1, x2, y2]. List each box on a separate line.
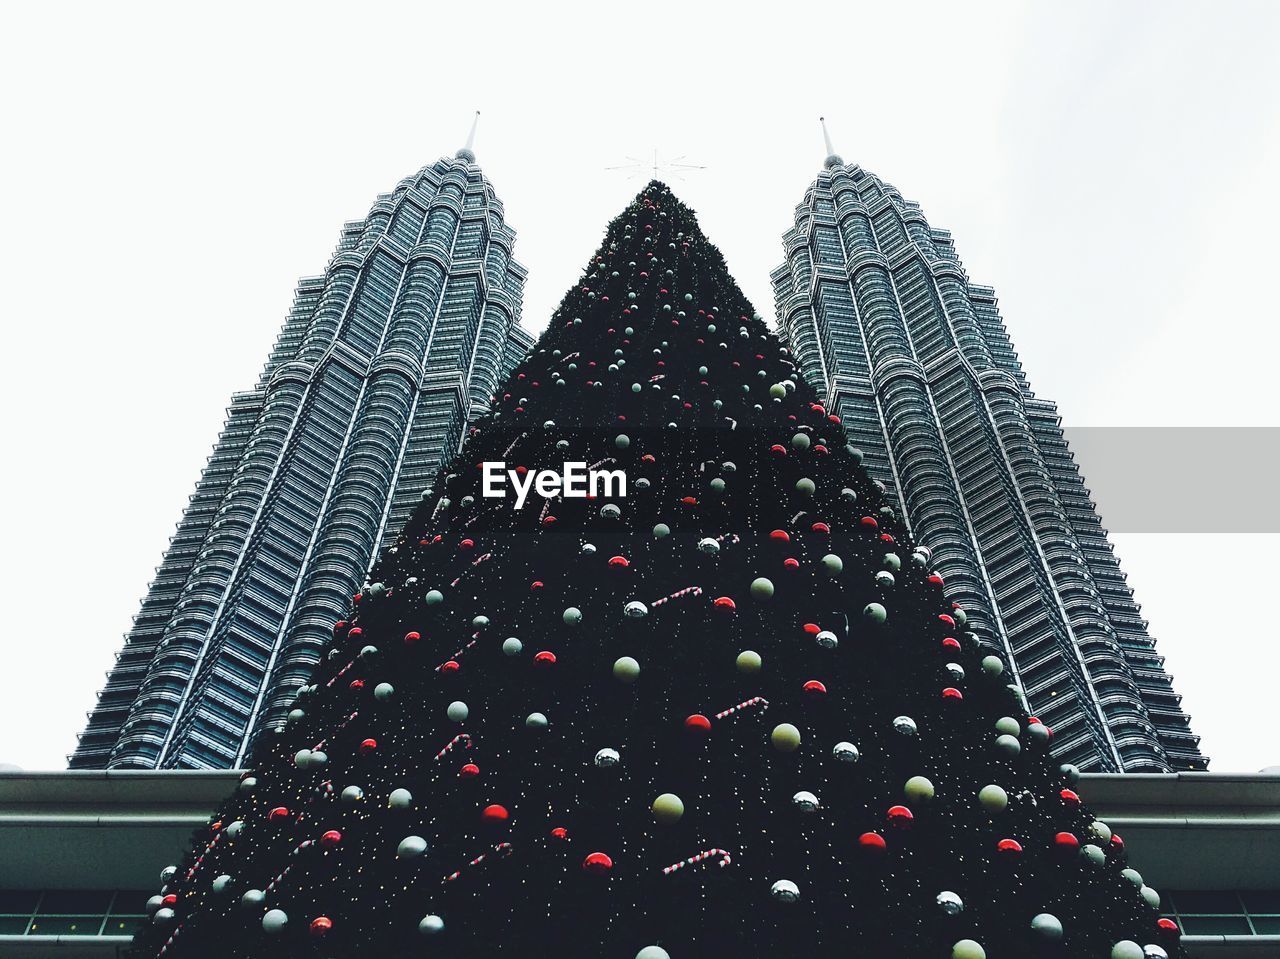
[73, 127, 1203, 773]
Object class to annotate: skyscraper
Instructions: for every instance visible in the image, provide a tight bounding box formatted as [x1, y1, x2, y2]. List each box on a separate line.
[771, 125, 1203, 773]
[71, 127, 532, 770]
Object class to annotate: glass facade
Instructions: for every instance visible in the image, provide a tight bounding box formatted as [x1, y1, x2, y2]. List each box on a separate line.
[71, 150, 532, 770]
[0, 889, 149, 938]
[772, 155, 1204, 772]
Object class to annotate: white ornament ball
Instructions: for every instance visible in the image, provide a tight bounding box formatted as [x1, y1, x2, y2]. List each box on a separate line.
[341, 785, 365, 804]
[374, 682, 395, 702]
[771, 723, 801, 752]
[994, 716, 1021, 736]
[792, 790, 820, 812]
[770, 879, 800, 903]
[874, 570, 895, 587]
[978, 784, 1008, 811]
[594, 748, 621, 768]
[624, 601, 649, 619]
[815, 630, 838, 650]
[388, 788, 414, 809]
[397, 835, 428, 859]
[653, 524, 671, 539]
[153, 907, 175, 925]
[1112, 943, 1144, 959]
[262, 909, 288, 934]
[1080, 844, 1107, 867]
[1030, 913, 1063, 940]
[447, 701, 469, 722]
[905, 776, 936, 803]
[794, 478, 816, 497]
[613, 656, 641, 683]
[211, 875, 233, 895]
[419, 914, 445, 935]
[952, 940, 986, 959]
[750, 577, 775, 601]
[736, 650, 762, 673]
[1121, 868, 1144, 887]
[636, 948, 671, 959]
[936, 890, 964, 915]
[981, 655, 1004, 676]
[225, 820, 245, 839]
[1143, 947, 1169, 959]
[563, 607, 583, 625]
[652, 793, 685, 824]
[1140, 885, 1161, 910]
[995, 735, 1021, 757]
[892, 716, 918, 736]
[1089, 820, 1113, 843]
[832, 741, 860, 763]
[823, 554, 844, 576]
[241, 889, 265, 909]
[697, 537, 720, 555]
[526, 712, 549, 729]
[502, 637, 523, 656]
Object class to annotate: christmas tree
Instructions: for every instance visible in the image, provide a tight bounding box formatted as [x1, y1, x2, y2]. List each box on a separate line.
[132, 183, 1182, 959]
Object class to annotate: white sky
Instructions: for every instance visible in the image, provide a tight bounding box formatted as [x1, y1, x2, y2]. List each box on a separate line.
[1, 1, 1277, 773]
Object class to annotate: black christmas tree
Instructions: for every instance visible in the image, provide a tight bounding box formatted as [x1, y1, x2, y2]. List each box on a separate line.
[131, 184, 1183, 959]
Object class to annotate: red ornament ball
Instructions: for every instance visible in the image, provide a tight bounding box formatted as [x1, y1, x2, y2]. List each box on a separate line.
[607, 555, 630, 569]
[162, 894, 177, 907]
[859, 516, 879, 530]
[684, 714, 712, 733]
[404, 631, 422, 646]
[938, 614, 956, 629]
[320, 830, 342, 849]
[459, 538, 475, 551]
[533, 651, 558, 668]
[858, 831, 888, 853]
[1060, 788, 1081, 808]
[309, 916, 332, 938]
[941, 637, 962, 652]
[1157, 918, 1181, 938]
[810, 522, 830, 535]
[886, 805, 914, 829]
[769, 529, 791, 543]
[550, 827, 569, 841]
[441, 660, 460, 674]
[712, 596, 737, 613]
[996, 838, 1023, 859]
[1054, 831, 1080, 853]
[582, 852, 613, 875]
[941, 687, 963, 701]
[459, 763, 480, 779]
[359, 738, 378, 755]
[803, 679, 827, 697]
[268, 807, 290, 823]
[482, 804, 509, 823]
[783, 557, 800, 571]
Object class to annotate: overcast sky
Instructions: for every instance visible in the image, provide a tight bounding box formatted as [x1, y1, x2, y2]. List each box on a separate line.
[1, 1, 1277, 773]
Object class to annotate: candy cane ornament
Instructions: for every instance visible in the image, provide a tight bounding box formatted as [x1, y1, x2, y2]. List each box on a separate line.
[433, 734, 472, 761]
[652, 586, 703, 607]
[662, 847, 733, 875]
[715, 696, 770, 721]
[434, 636, 478, 672]
[450, 553, 492, 588]
[442, 842, 513, 884]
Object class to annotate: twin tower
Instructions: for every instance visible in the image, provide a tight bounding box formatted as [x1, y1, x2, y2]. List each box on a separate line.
[70, 133, 1204, 775]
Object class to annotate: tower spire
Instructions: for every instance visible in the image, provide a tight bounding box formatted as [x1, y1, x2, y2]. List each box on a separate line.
[456, 111, 480, 162]
[819, 116, 843, 170]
